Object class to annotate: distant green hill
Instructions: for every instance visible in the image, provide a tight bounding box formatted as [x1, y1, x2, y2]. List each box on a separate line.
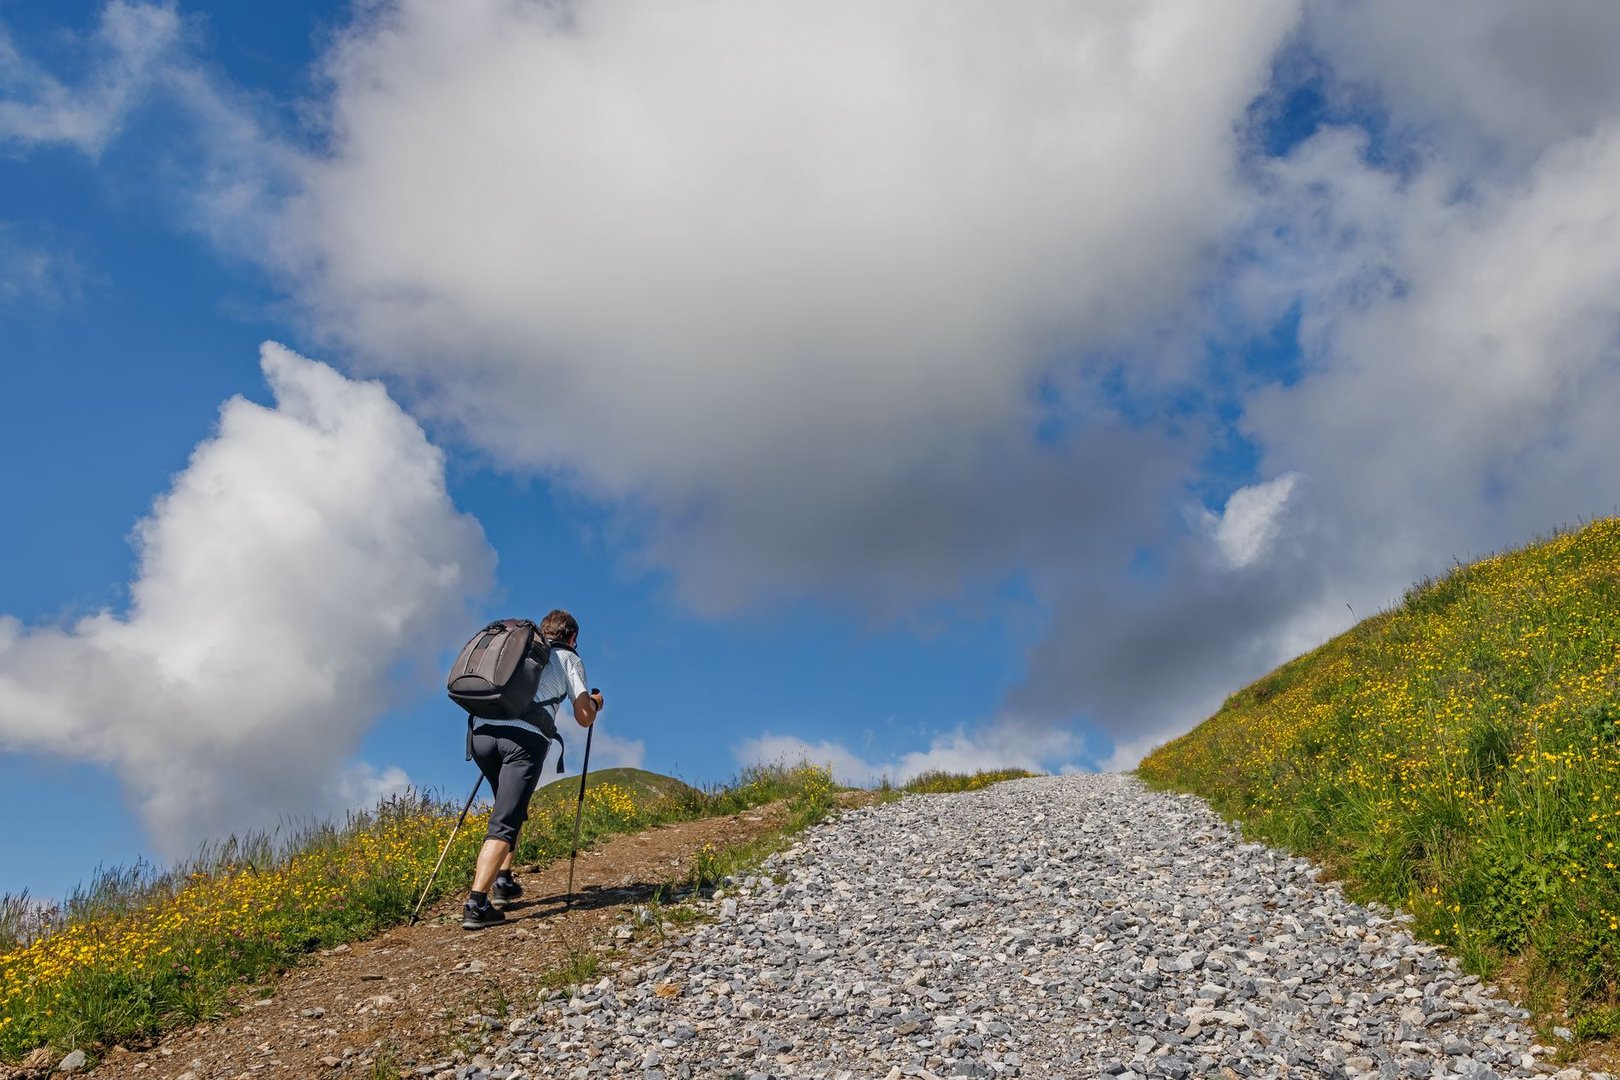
[531, 767, 701, 813]
[1141, 518, 1620, 1034]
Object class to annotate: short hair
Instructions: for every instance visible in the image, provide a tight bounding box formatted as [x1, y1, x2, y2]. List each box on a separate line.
[539, 609, 579, 644]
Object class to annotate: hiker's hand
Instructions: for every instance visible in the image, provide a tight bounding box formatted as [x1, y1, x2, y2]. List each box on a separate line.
[589, 689, 604, 712]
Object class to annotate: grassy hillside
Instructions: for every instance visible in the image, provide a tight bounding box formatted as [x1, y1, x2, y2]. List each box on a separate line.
[531, 767, 700, 812]
[1140, 518, 1620, 1031]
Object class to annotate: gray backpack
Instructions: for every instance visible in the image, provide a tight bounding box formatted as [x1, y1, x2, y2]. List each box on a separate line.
[447, 618, 547, 719]
[446, 619, 569, 772]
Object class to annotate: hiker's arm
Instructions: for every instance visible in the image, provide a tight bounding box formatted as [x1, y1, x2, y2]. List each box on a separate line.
[564, 653, 598, 726]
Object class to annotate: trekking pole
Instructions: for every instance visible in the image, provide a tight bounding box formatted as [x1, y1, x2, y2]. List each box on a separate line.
[409, 774, 484, 926]
[565, 721, 597, 909]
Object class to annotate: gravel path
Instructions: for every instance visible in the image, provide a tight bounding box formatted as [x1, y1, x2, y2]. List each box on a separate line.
[472, 774, 1595, 1080]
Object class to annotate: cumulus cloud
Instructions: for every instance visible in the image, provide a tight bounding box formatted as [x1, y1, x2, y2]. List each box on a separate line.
[0, 344, 494, 853]
[735, 723, 1075, 788]
[0, 1, 180, 153]
[1200, 473, 1300, 570]
[274, 0, 1298, 612]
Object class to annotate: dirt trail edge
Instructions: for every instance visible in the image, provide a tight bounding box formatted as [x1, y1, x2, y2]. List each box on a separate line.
[68, 803, 794, 1080]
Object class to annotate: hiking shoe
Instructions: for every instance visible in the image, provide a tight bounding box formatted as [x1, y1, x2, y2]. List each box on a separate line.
[490, 876, 523, 909]
[461, 899, 506, 930]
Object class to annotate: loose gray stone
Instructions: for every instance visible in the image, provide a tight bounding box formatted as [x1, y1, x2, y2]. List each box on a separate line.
[496, 776, 1577, 1077]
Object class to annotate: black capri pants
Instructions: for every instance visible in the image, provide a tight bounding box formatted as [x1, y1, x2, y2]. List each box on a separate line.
[470, 724, 552, 845]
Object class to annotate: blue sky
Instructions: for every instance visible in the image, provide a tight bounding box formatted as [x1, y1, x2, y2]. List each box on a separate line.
[4, 1, 1620, 901]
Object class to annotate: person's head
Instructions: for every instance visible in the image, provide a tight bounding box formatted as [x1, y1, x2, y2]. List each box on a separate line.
[539, 609, 579, 646]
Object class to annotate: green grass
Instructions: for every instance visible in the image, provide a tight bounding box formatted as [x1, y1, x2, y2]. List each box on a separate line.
[530, 767, 701, 813]
[365, 1046, 406, 1080]
[539, 944, 602, 992]
[1139, 517, 1620, 1035]
[508, 761, 840, 867]
[903, 768, 1040, 794]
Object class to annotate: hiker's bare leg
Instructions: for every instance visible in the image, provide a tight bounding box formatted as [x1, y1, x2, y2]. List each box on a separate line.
[472, 838, 511, 894]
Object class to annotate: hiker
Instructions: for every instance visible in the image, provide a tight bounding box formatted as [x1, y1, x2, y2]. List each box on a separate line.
[462, 609, 603, 930]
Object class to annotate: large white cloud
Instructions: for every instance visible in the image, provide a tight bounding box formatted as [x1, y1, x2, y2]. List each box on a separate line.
[275, 0, 1299, 611]
[0, 344, 494, 853]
